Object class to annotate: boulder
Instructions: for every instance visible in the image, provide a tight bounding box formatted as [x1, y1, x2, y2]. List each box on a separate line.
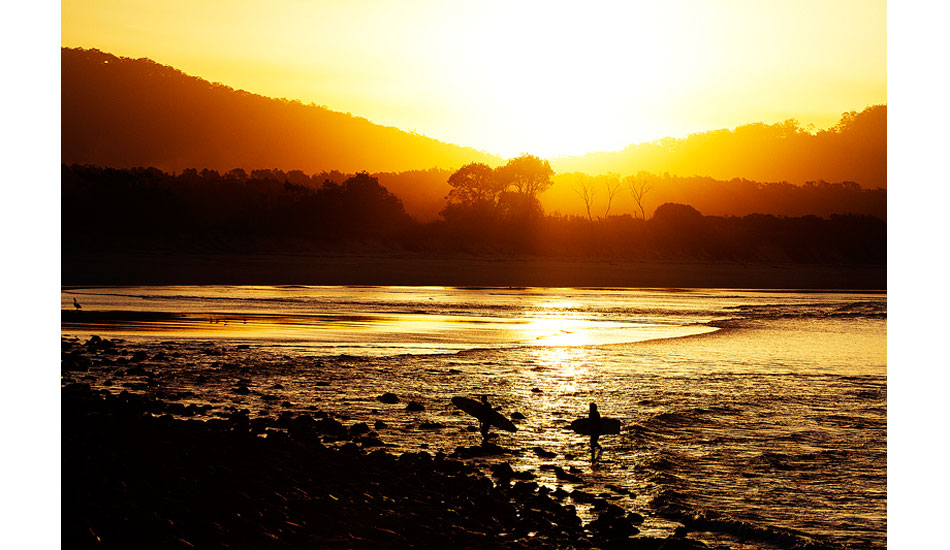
[377, 392, 399, 404]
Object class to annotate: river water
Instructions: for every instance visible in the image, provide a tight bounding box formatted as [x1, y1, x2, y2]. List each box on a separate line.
[61, 286, 886, 549]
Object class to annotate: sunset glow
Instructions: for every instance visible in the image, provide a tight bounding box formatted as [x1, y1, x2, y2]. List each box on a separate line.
[61, 0, 886, 158]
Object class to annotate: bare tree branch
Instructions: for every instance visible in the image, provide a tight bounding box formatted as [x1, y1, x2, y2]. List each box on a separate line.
[603, 173, 622, 219]
[571, 174, 597, 222]
[623, 173, 653, 220]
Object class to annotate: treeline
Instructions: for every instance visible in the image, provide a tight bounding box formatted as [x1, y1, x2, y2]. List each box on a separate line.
[62, 165, 414, 251]
[545, 171, 886, 222]
[62, 164, 885, 264]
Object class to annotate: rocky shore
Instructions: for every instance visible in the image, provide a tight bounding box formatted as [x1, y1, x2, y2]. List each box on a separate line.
[63, 383, 710, 549]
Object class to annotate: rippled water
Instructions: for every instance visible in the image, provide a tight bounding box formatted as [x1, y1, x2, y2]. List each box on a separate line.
[61, 286, 886, 549]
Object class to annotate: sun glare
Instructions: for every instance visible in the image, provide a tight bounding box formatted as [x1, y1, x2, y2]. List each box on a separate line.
[61, 0, 885, 159]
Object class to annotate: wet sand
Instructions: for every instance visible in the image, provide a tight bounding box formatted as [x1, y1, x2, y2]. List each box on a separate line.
[63, 382, 710, 549]
[62, 251, 886, 290]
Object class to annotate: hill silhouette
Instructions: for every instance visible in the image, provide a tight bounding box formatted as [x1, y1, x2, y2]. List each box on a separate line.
[62, 48, 885, 221]
[551, 106, 886, 189]
[61, 48, 500, 174]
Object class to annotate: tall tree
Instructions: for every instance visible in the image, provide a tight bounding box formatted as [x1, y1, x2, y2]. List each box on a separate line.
[602, 173, 622, 219]
[571, 174, 597, 222]
[624, 173, 653, 220]
[445, 162, 501, 207]
[495, 154, 554, 197]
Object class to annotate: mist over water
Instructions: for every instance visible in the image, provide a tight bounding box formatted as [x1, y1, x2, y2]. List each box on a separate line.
[61, 286, 886, 549]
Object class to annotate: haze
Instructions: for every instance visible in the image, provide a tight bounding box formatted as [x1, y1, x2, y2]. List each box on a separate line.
[61, 0, 886, 158]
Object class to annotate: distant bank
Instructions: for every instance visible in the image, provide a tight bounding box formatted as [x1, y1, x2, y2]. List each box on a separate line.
[62, 252, 885, 290]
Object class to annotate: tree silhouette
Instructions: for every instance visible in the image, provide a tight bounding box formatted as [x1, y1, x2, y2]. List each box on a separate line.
[495, 154, 554, 197]
[624, 173, 653, 220]
[445, 162, 501, 207]
[571, 174, 597, 222]
[602, 173, 622, 219]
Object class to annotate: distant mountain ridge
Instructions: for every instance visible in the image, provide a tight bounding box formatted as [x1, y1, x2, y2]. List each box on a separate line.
[61, 48, 500, 173]
[62, 47, 885, 217]
[551, 105, 886, 189]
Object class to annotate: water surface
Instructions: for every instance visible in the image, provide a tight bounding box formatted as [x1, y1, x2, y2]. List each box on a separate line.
[61, 286, 886, 549]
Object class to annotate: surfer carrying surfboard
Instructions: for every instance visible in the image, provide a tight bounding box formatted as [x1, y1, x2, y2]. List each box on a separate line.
[451, 394, 517, 443]
[588, 403, 602, 452]
[478, 395, 492, 439]
[569, 402, 621, 460]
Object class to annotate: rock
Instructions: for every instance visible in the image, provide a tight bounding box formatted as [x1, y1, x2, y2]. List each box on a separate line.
[271, 383, 285, 390]
[314, 417, 347, 437]
[491, 462, 515, 479]
[570, 489, 595, 503]
[451, 442, 515, 459]
[512, 469, 536, 481]
[512, 481, 539, 494]
[377, 392, 399, 404]
[360, 436, 385, 448]
[84, 335, 102, 347]
[350, 422, 370, 435]
[374, 419, 388, 430]
[555, 467, 583, 483]
[129, 351, 148, 363]
[531, 387, 543, 393]
[588, 513, 639, 541]
[405, 401, 425, 411]
[62, 352, 91, 372]
[232, 385, 251, 395]
[623, 536, 708, 550]
[419, 421, 445, 430]
[533, 446, 556, 458]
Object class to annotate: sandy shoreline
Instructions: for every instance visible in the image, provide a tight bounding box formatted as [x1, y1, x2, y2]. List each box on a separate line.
[62, 251, 886, 290]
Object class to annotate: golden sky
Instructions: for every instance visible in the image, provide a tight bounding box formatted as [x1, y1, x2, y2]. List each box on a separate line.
[62, 0, 886, 158]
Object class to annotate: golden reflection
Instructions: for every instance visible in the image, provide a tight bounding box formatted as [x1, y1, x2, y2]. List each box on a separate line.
[520, 316, 592, 347]
[62, 303, 717, 353]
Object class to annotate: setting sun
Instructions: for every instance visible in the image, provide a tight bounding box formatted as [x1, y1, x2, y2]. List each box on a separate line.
[61, 0, 885, 158]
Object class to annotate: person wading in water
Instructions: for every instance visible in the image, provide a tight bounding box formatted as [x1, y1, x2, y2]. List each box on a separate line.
[588, 402, 602, 459]
[478, 395, 492, 441]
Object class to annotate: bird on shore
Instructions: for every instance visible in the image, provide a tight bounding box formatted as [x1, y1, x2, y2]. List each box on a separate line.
[72, 297, 82, 311]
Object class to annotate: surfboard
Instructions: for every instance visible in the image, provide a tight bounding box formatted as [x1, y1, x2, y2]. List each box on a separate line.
[570, 417, 621, 436]
[452, 396, 517, 432]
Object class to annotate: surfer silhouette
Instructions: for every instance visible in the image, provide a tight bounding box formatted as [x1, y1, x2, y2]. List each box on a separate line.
[588, 403, 602, 454]
[478, 395, 492, 440]
[451, 394, 517, 443]
[570, 402, 621, 461]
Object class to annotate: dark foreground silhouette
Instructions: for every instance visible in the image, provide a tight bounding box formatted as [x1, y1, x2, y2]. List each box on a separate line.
[62, 384, 713, 550]
[452, 395, 518, 442]
[570, 403, 622, 462]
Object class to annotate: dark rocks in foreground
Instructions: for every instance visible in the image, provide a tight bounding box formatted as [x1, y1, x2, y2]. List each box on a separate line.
[62, 384, 709, 549]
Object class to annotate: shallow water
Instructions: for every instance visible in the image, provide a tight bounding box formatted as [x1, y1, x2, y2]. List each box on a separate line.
[61, 286, 886, 549]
